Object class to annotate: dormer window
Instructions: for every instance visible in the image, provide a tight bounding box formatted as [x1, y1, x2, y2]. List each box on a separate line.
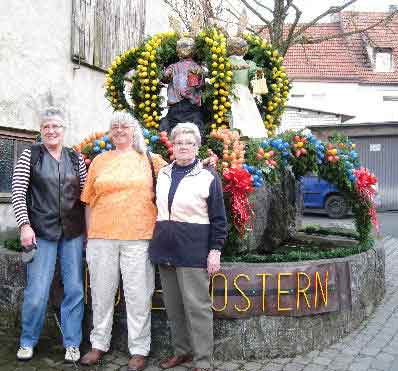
[375, 48, 393, 72]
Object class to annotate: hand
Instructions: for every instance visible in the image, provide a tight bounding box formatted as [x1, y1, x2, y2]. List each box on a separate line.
[207, 249, 221, 276]
[20, 224, 36, 248]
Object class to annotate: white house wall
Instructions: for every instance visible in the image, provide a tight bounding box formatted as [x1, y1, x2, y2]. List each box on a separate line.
[286, 80, 398, 126]
[0, 1, 114, 233]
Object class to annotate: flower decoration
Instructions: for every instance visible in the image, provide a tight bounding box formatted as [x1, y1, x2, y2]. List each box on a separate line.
[210, 128, 245, 171]
[244, 34, 291, 137]
[73, 132, 113, 168]
[292, 135, 308, 157]
[197, 28, 233, 130]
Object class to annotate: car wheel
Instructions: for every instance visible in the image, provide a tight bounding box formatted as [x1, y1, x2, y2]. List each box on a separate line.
[325, 194, 348, 219]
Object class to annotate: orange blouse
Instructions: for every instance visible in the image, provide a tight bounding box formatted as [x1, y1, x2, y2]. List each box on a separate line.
[81, 150, 167, 241]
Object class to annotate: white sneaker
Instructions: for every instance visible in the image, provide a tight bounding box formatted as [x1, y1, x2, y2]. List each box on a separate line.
[65, 346, 80, 363]
[16, 346, 33, 361]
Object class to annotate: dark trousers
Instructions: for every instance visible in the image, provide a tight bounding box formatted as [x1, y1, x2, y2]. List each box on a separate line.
[160, 100, 205, 136]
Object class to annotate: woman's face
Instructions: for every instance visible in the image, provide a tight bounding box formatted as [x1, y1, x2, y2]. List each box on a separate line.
[40, 120, 64, 148]
[110, 122, 134, 148]
[173, 133, 198, 162]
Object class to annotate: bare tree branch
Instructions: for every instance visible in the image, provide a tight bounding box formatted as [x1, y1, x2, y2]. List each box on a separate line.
[295, 10, 398, 45]
[283, 3, 302, 55]
[250, 0, 274, 15]
[293, 0, 358, 38]
[239, 0, 273, 27]
[222, 8, 257, 33]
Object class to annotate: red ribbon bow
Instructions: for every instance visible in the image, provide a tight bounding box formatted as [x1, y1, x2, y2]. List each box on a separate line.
[353, 167, 379, 232]
[223, 168, 254, 236]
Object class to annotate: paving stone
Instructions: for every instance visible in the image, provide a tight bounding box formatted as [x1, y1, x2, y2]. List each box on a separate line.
[282, 363, 305, 371]
[375, 352, 395, 363]
[301, 364, 326, 371]
[370, 359, 393, 370]
[216, 361, 242, 370]
[312, 356, 333, 366]
[240, 361, 263, 371]
[260, 362, 284, 371]
[348, 357, 374, 370]
[112, 355, 129, 366]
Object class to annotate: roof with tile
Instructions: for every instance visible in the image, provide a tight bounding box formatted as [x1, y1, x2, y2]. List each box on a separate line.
[269, 12, 398, 84]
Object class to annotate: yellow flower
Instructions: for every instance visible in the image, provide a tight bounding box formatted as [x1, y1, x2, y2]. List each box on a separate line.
[212, 71, 217, 76]
[143, 114, 148, 119]
[211, 46, 217, 53]
[145, 100, 151, 106]
[145, 94, 150, 99]
[152, 80, 158, 85]
[145, 138, 149, 144]
[213, 99, 219, 105]
[145, 107, 151, 112]
[152, 94, 157, 100]
[212, 62, 218, 68]
[214, 114, 219, 120]
[225, 102, 231, 108]
[213, 105, 218, 111]
[220, 97, 226, 103]
[212, 54, 218, 60]
[214, 83, 219, 89]
[217, 118, 222, 124]
[151, 86, 157, 91]
[219, 64, 225, 70]
[211, 123, 217, 129]
[151, 63, 157, 68]
[219, 73, 225, 79]
[151, 102, 156, 108]
[219, 57, 224, 63]
[150, 71, 156, 77]
[226, 77, 232, 82]
[210, 78, 216, 84]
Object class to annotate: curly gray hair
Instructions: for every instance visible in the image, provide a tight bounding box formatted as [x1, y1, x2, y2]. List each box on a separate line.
[110, 112, 146, 154]
[40, 107, 65, 126]
[170, 122, 201, 146]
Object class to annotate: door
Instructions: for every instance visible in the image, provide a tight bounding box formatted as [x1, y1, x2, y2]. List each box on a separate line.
[352, 136, 398, 210]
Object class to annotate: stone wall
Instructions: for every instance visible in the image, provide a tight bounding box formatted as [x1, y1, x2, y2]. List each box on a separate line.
[0, 239, 385, 359]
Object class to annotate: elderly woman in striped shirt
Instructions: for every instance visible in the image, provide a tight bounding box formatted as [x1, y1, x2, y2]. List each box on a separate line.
[11, 108, 87, 363]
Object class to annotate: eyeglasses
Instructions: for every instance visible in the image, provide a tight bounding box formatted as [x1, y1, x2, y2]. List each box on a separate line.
[173, 142, 197, 148]
[41, 124, 64, 132]
[110, 124, 133, 131]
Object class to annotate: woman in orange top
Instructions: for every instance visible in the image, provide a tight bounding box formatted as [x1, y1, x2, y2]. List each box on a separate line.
[80, 112, 166, 371]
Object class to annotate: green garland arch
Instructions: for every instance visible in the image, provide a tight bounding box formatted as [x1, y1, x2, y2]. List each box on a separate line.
[104, 28, 291, 136]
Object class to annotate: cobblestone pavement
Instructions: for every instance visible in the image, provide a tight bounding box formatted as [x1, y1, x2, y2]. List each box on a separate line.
[1, 236, 398, 371]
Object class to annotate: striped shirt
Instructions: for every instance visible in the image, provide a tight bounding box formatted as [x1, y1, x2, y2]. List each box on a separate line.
[11, 148, 87, 228]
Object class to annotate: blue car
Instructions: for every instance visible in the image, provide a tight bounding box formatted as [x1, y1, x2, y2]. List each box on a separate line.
[301, 175, 349, 218]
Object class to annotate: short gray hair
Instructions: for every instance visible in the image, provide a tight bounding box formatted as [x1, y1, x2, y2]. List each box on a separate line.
[170, 122, 201, 145]
[109, 111, 146, 153]
[40, 107, 65, 126]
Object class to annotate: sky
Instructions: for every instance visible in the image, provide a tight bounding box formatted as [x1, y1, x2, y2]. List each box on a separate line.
[147, 0, 396, 34]
[226, 0, 396, 23]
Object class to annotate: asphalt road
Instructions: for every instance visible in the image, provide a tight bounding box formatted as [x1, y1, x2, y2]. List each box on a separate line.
[302, 210, 398, 238]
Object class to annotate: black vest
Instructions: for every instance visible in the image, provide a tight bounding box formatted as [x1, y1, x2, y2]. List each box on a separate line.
[27, 145, 84, 241]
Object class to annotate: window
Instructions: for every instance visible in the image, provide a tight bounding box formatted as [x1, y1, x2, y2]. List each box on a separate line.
[375, 48, 393, 72]
[0, 127, 38, 202]
[71, 0, 145, 70]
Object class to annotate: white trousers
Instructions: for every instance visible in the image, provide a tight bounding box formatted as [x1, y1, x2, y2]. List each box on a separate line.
[86, 239, 155, 355]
